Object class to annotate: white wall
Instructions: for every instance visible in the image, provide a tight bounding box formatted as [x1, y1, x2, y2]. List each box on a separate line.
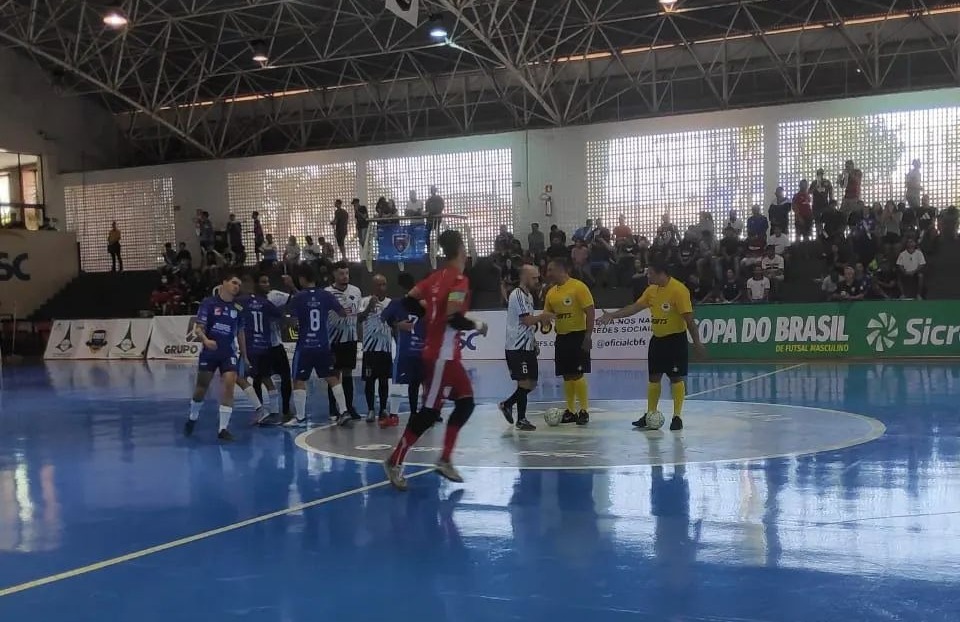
[58, 86, 960, 255]
[0, 48, 119, 220]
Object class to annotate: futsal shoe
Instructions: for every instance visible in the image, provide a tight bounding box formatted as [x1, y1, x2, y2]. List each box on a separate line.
[388, 414, 400, 427]
[217, 429, 235, 442]
[498, 402, 514, 424]
[670, 416, 683, 431]
[184, 419, 196, 437]
[366, 411, 377, 423]
[383, 460, 408, 491]
[576, 410, 590, 426]
[434, 460, 464, 483]
[516, 418, 536, 431]
[632, 414, 649, 429]
[560, 410, 577, 424]
[252, 406, 269, 426]
[258, 413, 282, 426]
[337, 413, 353, 428]
[282, 417, 306, 428]
[349, 409, 362, 421]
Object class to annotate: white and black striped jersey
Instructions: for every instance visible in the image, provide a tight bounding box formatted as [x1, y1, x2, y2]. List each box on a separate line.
[505, 287, 537, 352]
[325, 284, 362, 343]
[360, 296, 393, 353]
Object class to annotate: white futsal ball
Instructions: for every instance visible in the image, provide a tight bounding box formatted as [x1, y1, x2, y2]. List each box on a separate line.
[645, 411, 665, 430]
[544, 407, 563, 427]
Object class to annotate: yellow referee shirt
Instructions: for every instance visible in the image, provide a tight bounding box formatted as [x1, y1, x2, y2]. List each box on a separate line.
[545, 278, 594, 334]
[637, 277, 693, 338]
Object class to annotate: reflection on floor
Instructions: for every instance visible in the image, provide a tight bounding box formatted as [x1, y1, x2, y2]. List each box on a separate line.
[0, 360, 958, 621]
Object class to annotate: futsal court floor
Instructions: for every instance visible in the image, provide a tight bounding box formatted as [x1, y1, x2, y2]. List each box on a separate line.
[0, 358, 957, 621]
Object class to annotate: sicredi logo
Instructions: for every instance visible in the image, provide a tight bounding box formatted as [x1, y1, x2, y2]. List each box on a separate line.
[0, 252, 29, 281]
[865, 313, 898, 352]
[865, 313, 960, 351]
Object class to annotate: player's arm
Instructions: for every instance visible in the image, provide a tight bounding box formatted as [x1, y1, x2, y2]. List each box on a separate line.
[580, 282, 595, 351]
[194, 303, 217, 350]
[598, 290, 648, 324]
[237, 328, 249, 362]
[516, 291, 553, 325]
[679, 290, 707, 359]
[325, 291, 347, 317]
[447, 288, 488, 336]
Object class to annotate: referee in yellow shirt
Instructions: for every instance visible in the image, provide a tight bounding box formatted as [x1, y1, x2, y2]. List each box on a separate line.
[598, 259, 706, 430]
[544, 258, 595, 425]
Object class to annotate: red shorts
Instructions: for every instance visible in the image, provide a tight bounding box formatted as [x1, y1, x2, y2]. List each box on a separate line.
[422, 359, 473, 411]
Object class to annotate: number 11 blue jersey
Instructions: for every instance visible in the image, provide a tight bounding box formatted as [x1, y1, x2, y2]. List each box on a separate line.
[289, 287, 344, 351]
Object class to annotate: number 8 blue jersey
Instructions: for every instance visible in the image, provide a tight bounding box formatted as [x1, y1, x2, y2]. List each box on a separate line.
[290, 287, 344, 351]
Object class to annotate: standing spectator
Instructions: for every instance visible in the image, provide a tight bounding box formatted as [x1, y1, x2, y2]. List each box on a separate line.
[760, 245, 785, 299]
[570, 240, 590, 281]
[917, 195, 936, 237]
[810, 168, 834, 237]
[162, 242, 178, 271]
[878, 201, 903, 245]
[226, 214, 244, 265]
[822, 200, 846, 240]
[197, 211, 214, 253]
[527, 223, 545, 256]
[696, 229, 717, 282]
[717, 226, 742, 281]
[768, 187, 791, 234]
[261, 234, 278, 265]
[747, 205, 769, 241]
[331, 199, 348, 260]
[905, 159, 923, 209]
[832, 265, 865, 301]
[719, 269, 743, 303]
[896, 237, 926, 299]
[593, 218, 611, 242]
[252, 211, 265, 261]
[546, 235, 569, 262]
[746, 265, 770, 303]
[767, 224, 790, 257]
[615, 234, 641, 286]
[838, 159, 863, 219]
[353, 199, 369, 250]
[107, 221, 123, 272]
[587, 235, 614, 286]
[495, 224, 515, 252]
[724, 210, 743, 237]
[175, 242, 193, 270]
[425, 185, 444, 233]
[655, 214, 679, 248]
[405, 190, 423, 217]
[613, 215, 633, 244]
[792, 180, 813, 241]
[573, 219, 594, 243]
[549, 224, 567, 246]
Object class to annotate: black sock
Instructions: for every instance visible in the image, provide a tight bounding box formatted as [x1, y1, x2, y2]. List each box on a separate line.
[342, 374, 355, 412]
[408, 382, 420, 415]
[378, 377, 389, 413]
[503, 386, 523, 408]
[364, 379, 376, 412]
[516, 387, 530, 420]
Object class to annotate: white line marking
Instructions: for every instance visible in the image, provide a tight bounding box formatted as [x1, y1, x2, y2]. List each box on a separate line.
[0, 468, 432, 598]
[685, 363, 808, 398]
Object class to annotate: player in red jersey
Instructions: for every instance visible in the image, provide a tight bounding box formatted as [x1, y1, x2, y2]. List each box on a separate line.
[383, 229, 488, 491]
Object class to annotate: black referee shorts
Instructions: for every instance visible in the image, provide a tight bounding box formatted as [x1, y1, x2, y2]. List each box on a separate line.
[332, 341, 358, 371]
[648, 332, 689, 378]
[554, 330, 591, 376]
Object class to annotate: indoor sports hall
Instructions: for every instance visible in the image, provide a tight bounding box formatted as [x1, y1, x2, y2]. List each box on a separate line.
[2, 1, 960, 621]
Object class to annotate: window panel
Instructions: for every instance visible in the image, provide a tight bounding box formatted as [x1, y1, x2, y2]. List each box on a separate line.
[586, 127, 764, 238]
[227, 163, 358, 261]
[64, 178, 175, 272]
[779, 107, 960, 209]
[366, 148, 513, 256]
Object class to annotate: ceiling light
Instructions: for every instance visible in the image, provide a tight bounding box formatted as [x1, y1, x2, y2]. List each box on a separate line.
[659, 0, 678, 11]
[102, 8, 128, 28]
[428, 15, 448, 39]
[251, 41, 269, 64]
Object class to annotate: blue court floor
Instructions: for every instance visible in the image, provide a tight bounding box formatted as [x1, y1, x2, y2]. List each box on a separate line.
[0, 359, 958, 621]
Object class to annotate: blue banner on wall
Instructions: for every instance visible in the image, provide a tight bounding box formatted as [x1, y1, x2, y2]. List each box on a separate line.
[376, 223, 429, 263]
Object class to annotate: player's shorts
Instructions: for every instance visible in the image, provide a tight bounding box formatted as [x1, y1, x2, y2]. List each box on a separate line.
[393, 354, 423, 385]
[506, 349, 539, 381]
[362, 351, 392, 379]
[292, 347, 336, 382]
[648, 331, 689, 378]
[269, 345, 290, 374]
[246, 350, 274, 379]
[554, 331, 591, 376]
[332, 341, 358, 371]
[198, 351, 238, 374]
[422, 358, 472, 411]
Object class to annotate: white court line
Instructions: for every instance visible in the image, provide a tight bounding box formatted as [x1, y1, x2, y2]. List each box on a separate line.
[0, 467, 433, 598]
[0, 362, 809, 598]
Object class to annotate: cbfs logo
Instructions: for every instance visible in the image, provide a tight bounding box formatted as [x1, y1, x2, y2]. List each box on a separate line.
[0, 252, 29, 281]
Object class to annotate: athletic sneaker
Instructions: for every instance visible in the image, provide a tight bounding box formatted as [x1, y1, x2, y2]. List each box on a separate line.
[576, 410, 590, 426]
[349, 409, 362, 421]
[337, 413, 352, 428]
[383, 460, 408, 491]
[388, 414, 400, 427]
[366, 411, 377, 423]
[253, 406, 270, 426]
[282, 417, 307, 428]
[217, 429, 234, 442]
[435, 460, 464, 483]
[560, 410, 577, 424]
[498, 402, 514, 424]
[258, 413, 282, 427]
[632, 414, 649, 429]
[516, 418, 536, 431]
[184, 419, 196, 437]
[670, 416, 683, 431]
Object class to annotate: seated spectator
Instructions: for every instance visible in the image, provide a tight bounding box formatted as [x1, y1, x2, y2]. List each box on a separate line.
[746, 265, 770, 303]
[656, 214, 679, 247]
[549, 224, 567, 246]
[941, 205, 959, 238]
[822, 238, 851, 274]
[877, 201, 902, 245]
[495, 224, 515, 253]
[613, 215, 633, 244]
[615, 234, 641, 286]
[587, 235, 614, 286]
[768, 187, 791, 234]
[719, 269, 743, 303]
[571, 240, 590, 281]
[760, 245, 785, 298]
[739, 234, 764, 271]
[696, 229, 717, 281]
[162, 242, 178, 272]
[546, 236, 569, 261]
[630, 261, 649, 299]
[572, 219, 594, 244]
[527, 223, 545, 256]
[820, 268, 840, 300]
[697, 211, 715, 239]
[792, 180, 813, 241]
[175, 242, 193, 271]
[724, 209, 743, 237]
[261, 234, 278, 265]
[767, 224, 789, 256]
[593, 218, 611, 242]
[832, 265, 865, 301]
[896, 237, 926, 299]
[717, 227, 742, 280]
[302, 235, 322, 263]
[285, 236, 301, 267]
[747, 205, 769, 241]
[854, 262, 871, 295]
[822, 200, 846, 239]
[917, 195, 936, 235]
[686, 273, 713, 304]
[675, 242, 697, 283]
[870, 254, 900, 299]
[317, 236, 336, 260]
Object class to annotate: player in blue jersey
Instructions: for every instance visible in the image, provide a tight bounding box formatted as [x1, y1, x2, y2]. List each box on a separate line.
[185, 270, 247, 442]
[358, 274, 393, 424]
[380, 272, 426, 428]
[239, 272, 287, 425]
[285, 265, 350, 427]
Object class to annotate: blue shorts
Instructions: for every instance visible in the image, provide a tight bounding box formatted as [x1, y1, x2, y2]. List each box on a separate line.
[293, 347, 336, 381]
[393, 355, 423, 385]
[198, 351, 238, 374]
